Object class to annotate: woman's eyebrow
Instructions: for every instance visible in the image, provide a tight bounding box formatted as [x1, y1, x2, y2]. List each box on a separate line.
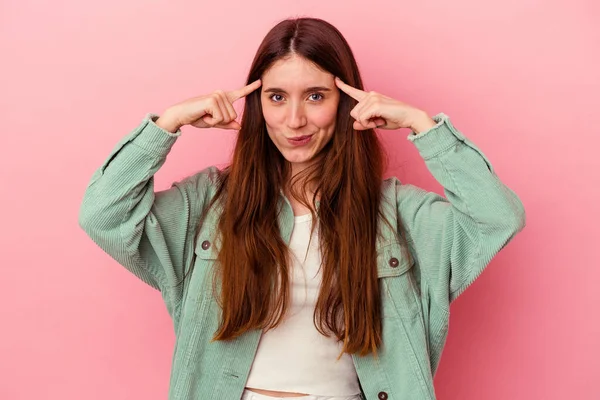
[263, 86, 332, 94]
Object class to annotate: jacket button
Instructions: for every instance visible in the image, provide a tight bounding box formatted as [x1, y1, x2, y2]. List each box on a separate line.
[389, 257, 399, 268]
[201, 240, 211, 250]
[378, 392, 388, 400]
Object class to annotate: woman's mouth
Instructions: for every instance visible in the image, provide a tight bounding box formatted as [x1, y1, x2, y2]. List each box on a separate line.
[287, 135, 313, 146]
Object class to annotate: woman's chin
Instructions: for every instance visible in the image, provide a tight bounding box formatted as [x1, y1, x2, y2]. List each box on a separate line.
[282, 150, 314, 165]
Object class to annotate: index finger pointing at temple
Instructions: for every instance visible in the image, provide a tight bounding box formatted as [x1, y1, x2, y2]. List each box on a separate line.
[335, 77, 366, 101]
[227, 79, 262, 102]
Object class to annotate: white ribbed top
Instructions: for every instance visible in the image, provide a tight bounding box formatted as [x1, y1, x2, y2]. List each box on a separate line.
[245, 213, 360, 396]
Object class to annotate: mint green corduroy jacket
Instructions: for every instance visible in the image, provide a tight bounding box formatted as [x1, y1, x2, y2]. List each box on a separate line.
[78, 113, 526, 400]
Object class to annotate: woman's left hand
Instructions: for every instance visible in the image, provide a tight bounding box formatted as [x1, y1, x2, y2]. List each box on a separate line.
[335, 77, 436, 133]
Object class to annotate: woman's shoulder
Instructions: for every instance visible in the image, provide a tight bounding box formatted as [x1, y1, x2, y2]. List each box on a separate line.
[191, 165, 223, 182]
[382, 175, 425, 197]
[174, 165, 223, 196]
[381, 175, 402, 198]
[380, 176, 430, 212]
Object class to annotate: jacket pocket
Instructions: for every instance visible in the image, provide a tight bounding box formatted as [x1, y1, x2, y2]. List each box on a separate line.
[186, 216, 221, 305]
[377, 241, 421, 320]
[193, 206, 222, 262]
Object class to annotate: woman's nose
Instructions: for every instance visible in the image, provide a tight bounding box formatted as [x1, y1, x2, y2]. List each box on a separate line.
[287, 104, 307, 129]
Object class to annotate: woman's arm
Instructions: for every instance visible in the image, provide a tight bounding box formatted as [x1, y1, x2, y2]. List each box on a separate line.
[395, 113, 526, 308]
[78, 114, 216, 315]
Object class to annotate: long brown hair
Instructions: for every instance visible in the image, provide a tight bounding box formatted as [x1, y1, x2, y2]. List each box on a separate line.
[205, 17, 388, 356]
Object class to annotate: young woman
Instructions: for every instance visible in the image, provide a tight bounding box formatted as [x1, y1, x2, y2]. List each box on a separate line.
[79, 17, 526, 400]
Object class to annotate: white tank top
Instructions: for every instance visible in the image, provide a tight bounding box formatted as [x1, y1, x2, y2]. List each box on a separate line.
[245, 213, 361, 396]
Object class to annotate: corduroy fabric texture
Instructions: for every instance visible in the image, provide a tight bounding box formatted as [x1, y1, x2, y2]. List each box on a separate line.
[78, 113, 526, 400]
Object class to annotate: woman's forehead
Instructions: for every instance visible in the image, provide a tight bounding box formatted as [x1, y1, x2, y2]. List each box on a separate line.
[262, 56, 334, 90]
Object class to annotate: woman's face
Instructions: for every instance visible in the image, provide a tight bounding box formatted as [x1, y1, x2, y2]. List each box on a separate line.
[260, 55, 340, 172]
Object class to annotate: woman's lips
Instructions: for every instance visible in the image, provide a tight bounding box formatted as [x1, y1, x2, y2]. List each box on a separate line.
[287, 135, 313, 146]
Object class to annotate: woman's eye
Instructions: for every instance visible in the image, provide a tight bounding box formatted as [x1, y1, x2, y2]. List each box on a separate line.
[269, 93, 323, 103]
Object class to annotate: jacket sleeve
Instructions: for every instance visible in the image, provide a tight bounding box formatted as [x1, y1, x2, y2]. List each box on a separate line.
[395, 113, 526, 308]
[77, 113, 216, 313]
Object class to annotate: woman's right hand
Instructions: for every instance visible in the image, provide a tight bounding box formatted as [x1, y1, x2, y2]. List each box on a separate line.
[155, 79, 262, 133]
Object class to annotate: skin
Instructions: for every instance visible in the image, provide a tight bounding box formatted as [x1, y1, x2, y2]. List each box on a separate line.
[259, 54, 340, 218]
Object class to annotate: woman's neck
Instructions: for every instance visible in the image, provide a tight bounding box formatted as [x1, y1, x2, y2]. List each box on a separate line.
[284, 180, 318, 217]
[286, 160, 320, 216]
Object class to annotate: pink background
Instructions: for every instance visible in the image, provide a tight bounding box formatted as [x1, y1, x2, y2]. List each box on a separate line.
[2, 0, 598, 399]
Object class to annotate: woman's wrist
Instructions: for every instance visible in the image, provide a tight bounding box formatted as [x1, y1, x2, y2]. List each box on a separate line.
[155, 110, 181, 133]
[409, 111, 437, 134]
